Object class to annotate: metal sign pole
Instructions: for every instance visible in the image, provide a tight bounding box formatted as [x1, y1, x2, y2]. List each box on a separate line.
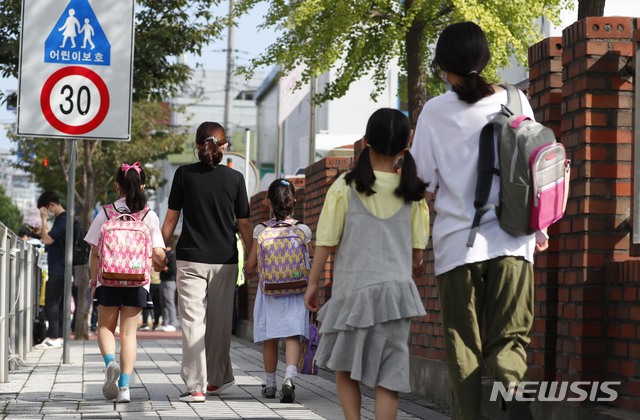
[62, 139, 76, 364]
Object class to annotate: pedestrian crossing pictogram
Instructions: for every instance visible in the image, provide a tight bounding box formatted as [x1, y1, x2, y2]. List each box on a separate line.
[44, 0, 110, 66]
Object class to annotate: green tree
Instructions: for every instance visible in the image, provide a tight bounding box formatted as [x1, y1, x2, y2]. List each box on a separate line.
[236, 0, 571, 124]
[0, 185, 23, 233]
[9, 102, 187, 339]
[0, 0, 225, 339]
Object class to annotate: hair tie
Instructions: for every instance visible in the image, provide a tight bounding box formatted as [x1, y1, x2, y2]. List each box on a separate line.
[364, 143, 371, 148]
[468, 70, 478, 75]
[280, 179, 291, 186]
[121, 161, 142, 177]
[204, 136, 218, 144]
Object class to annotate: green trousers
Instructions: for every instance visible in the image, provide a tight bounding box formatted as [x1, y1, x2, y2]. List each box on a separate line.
[437, 256, 534, 420]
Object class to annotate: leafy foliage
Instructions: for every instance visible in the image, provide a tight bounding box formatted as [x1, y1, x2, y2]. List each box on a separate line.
[236, 0, 571, 112]
[10, 102, 187, 207]
[0, 184, 23, 233]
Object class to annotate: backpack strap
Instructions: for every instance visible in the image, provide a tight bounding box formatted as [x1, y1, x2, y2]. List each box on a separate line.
[138, 207, 150, 221]
[103, 203, 115, 220]
[267, 218, 297, 228]
[501, 84, 523, 117]
[467, 122, 500, 247]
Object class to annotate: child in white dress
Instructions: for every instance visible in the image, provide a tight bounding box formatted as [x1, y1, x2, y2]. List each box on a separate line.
[245, 179, 311, 403]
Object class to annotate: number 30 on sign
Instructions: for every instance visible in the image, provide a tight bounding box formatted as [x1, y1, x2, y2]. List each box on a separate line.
[40, 66, 110, 135]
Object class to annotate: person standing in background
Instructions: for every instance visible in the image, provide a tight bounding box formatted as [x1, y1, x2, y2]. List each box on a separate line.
[158, 235, 178, 332]
[35, 191, 68, 349]
[140, 270, 162, 331]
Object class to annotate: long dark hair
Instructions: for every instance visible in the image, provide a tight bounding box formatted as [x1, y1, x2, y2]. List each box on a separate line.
[116, 162, 147, 213]
[195, 122, 227, 167]
[344, 108, 427, 202]
[268, 178, 296, 221]
[434, 21, 494, 104]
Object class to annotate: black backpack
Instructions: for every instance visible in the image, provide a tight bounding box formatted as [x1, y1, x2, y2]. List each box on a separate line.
[72, 219, 91, 266]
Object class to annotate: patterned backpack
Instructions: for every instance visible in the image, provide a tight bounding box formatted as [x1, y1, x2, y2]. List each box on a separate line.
[98, 203, 152, 287]
[257, 219, 310, 296]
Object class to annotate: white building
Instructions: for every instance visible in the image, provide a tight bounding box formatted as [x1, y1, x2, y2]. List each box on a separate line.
[255, 60, 400, 186]
[0, 151, 40, 228]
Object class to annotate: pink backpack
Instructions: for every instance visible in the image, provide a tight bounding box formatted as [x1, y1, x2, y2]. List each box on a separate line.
[98, 204, 152, 287]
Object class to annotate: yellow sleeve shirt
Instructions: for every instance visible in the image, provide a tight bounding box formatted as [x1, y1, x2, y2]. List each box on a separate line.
[315, 172, 430, 249]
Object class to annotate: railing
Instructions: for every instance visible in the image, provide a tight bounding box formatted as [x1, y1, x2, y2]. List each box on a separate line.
[0, 223, 41, 382]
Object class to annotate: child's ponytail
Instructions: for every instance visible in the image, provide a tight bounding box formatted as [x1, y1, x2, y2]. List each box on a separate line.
[117, 162, 147, 213]
[268, 179, 296, 221]
[395, 151, 428, 202]
[344, 146, 377, 196]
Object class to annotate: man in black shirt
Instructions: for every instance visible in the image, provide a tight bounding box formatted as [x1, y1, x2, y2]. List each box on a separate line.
[36, 191, 68, 349]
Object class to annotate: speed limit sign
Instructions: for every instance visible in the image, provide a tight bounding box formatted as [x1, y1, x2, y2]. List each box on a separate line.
[40, 66, 110, 135]
[17, 0, 134, 140]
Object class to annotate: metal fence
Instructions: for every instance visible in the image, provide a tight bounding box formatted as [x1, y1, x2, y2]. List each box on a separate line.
[0, 223, 40, 383]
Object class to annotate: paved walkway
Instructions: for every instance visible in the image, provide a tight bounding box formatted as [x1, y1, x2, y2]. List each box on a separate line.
[0, 337, 450, 419]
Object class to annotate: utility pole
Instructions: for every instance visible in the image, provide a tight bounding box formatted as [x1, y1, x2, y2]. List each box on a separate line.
[223, 0, 235, 142]
[308, 76, 317, 166]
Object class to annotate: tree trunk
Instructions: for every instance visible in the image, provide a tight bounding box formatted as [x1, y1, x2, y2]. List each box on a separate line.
[72, 140, 97, 340]
[578, 0, 606, 19]
[405, 0, 427, 128]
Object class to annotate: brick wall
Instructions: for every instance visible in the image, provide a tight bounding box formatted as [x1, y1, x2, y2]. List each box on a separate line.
[528, 17, 640, 413]
[608, 261, 640, 411]
[304, 157, 352, 304]
[559, 16, 636, 388]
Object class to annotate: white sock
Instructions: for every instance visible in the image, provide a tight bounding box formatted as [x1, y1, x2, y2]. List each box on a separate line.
[265, 372, 276, 388]
[285, 364, 297, 380]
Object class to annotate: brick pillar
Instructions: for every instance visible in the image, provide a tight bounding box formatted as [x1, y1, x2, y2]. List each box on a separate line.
[609, 261, 640, 412]
[285, 175, 305, 222]
[304, 156, 352, 305]
[236, 191, 270, 325]
[557, 16, 637, 385]
[527, 36, 563, 381]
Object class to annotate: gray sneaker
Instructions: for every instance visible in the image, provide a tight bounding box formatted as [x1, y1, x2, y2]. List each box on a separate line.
[279, 378, 295, 403]
[102, 361, 120, 400]
[261, 383, 276, 399]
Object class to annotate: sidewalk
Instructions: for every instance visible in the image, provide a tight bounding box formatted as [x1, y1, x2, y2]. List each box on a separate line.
[0, 336, 450, 419]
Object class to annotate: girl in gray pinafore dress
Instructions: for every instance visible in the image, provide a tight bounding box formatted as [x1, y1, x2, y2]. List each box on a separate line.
[305, 108, 429, 420]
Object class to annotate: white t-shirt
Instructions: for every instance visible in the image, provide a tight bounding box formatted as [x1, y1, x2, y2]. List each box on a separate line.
[411, 89, 536, 276]
[84, 197, 165, 287]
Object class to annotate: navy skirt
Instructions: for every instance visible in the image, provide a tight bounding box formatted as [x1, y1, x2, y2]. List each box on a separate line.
[94, 286, 153, 309]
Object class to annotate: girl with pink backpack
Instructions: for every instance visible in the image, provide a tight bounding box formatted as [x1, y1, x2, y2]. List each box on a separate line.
[84, 162, 167, 403]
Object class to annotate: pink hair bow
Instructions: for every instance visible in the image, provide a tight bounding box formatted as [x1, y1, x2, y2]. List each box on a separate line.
[121, 161, 142, 176]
